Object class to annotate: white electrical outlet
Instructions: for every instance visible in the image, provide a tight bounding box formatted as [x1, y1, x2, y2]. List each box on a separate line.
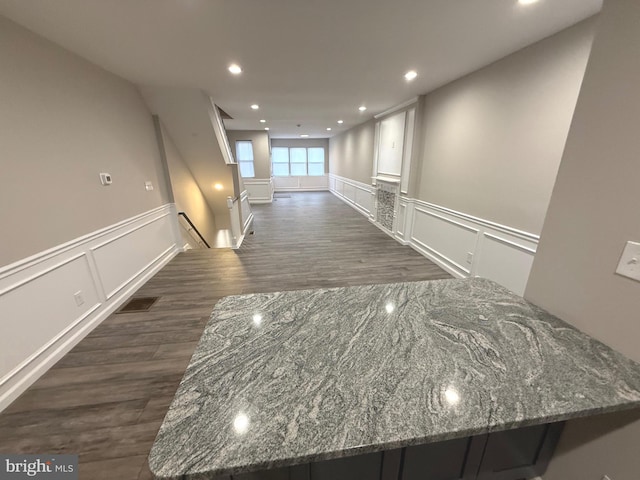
[466, 252, 474, 264]
[145, 181, 154, 191]
[74, 291, 85, 306]
[615, 241, 640, 282]
[99, 172, 112, 185]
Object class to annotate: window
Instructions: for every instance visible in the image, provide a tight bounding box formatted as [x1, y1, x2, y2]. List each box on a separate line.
[290, 148, 307, 176]
[272, 147, 289, 176]
[308, 148, 325, 176]
[235, 141, 255, 178]
[271, 147, 325, 176]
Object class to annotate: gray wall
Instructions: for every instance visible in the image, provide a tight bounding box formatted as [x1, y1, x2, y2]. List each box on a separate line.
[271, 138, 330, 174]
[156, 121, 218, 245]
[415, 19, 595, 235]
[328, 120, 376, 184]
[0, 16, 170, 267]
[525, 0, 640, 477]
[226, 130, 272, 179]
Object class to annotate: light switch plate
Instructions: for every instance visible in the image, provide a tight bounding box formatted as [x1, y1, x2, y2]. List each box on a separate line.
[145, 181, 154, 191]
[615, 241, 640, 282]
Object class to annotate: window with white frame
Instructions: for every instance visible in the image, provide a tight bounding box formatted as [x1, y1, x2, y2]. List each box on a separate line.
[271, 146, 325, 176]
[235, 140, 255, 178]
[272, 147, 290, 176]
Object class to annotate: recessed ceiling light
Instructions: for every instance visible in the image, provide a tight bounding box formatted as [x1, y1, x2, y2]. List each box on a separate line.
[518, 0, 539, 4]
[214, 183, 223, 191]
[326, 128, 332, 131]
[228, 64, 242, 75]
[264, 127, 270, 131]
[250, 104, 259, 110]
[404, 70, 418, 81]
[300, 134, 309, 138]
[359, 106, 367, 112]
[260, 119, 266, 123]
[337, 120, 344, 124]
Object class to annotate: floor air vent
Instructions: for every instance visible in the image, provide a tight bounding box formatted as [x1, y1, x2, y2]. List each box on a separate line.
[116, 296, 160, 313]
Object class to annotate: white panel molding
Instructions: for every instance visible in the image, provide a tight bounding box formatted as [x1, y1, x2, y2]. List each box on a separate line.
[400, 108, 416, 195]
[241, 190, 254, 235]
[415, 207, 480, 235]
[409, 236, 467, 279]
[243, 178, 274, 204]
[0, 204, 180, 412]
[408, 198, 539, 243]
[475, 232, 536, 296]
[273, 175, 329, 192]
[411, 207, 478, 276]
[0, 252, 87, 298]
[396, 203, 407, 241]
[482, 232, 537, 254]
[329, 174, 374, 219]
[91, 211, 174, 299]
[329, 176, 539, 295]
[0, 205, 174, 278]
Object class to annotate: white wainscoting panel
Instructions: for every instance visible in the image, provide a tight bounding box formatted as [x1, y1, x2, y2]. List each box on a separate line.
[329, 174, 374, 218]
[92, 213, 175, 300]
[354, 186, 374, 217]
[240, 191, 254, 235]
[396, 202, 407, 241]
[411, 208, 478, 276]
[273, 175, 329, 191]
[243, 178, 273, 204]
[475, 233, 536, 297]
[329, 173, 539, 296]
[0, 204, 180, 412]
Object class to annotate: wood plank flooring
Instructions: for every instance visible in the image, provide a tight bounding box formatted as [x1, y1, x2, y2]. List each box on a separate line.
[0, 192, 450, 479]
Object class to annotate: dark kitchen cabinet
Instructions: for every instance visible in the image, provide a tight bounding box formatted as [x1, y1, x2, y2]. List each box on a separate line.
[227, 422, 564, 480]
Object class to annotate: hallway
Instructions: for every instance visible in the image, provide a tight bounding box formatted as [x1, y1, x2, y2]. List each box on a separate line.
[0, 192, 450, 479]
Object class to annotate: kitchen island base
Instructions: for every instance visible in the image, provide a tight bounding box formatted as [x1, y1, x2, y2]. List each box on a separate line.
[226, 422, 564, 480]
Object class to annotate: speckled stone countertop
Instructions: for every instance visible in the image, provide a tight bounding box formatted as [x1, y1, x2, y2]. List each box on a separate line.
[149, 278, 640, 479]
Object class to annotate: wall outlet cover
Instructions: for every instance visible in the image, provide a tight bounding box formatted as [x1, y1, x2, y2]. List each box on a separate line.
[73, 291, 84, 306]
[99, 173, 112, 185]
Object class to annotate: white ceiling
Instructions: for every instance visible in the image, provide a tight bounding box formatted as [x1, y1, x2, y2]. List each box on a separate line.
[0, 0, 602, 139]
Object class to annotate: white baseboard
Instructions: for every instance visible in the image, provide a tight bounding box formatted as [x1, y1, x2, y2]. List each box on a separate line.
[329, 173, 538, 296]
[0, 204, 180, 412]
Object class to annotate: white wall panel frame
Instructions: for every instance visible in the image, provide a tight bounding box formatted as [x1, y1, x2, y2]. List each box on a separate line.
[411, 207, 478, 275]
[329, 174, 374, 219]
[243, 178, 274, 204]
[273, 176, 329, 191]
[329, 174, 539, 296]
[0, 204, 180, 412]
[400, 108, 416, 195]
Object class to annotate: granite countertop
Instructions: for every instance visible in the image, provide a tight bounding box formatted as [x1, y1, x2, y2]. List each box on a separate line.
[149, 278, 640, 479]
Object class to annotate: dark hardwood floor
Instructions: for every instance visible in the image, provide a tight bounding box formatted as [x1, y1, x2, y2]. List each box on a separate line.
[0, 192, 450, 479]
